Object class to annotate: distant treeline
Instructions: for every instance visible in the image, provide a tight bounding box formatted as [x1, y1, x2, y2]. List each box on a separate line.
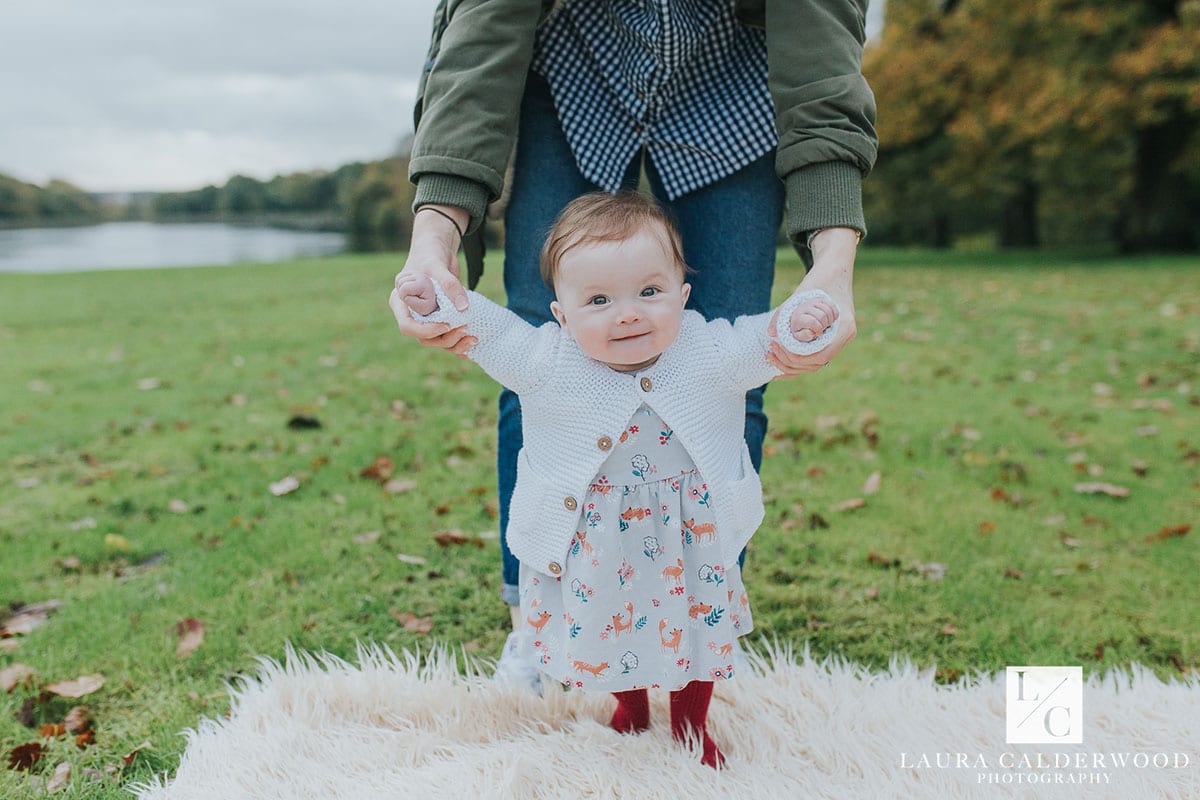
[0, 174, 108, 227]
[0, 157, 417, 252]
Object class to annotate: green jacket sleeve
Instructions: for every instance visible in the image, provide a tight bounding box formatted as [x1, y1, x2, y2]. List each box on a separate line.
[409, 0, 544, 233]
[765, 0, 878, 261]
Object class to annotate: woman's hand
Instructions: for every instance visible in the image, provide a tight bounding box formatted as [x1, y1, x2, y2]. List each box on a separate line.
[767, 227, 859, 375]
[390, 205, 477, 356]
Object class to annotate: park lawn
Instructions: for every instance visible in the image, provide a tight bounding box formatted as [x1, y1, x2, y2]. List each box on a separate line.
[1, 248, 1197, 798]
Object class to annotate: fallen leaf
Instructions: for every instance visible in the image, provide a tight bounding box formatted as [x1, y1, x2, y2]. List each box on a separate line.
[433, 530, 483, 548]
[46, 761, 71, 792]
[104, 534, 133, 552]
[389, 610, 433, 634]
[383, 479, 415, 495]
[136, 377, 161, 391]
[1145, 524, 1190, 543]
[1, 600, 63, 636]
[1, 663, 36, 692]
[1074, 482, 1130, 498]
[806, 466, 826, 478]
[286, 415, 322, 430]
[1004, 567, 1024, 580]
[864, 587, 879, 600]
[59, 556, 83, 571]
[862, 471, 881, 495]
[63, 706, 91, 734]
[434, 502, 451, 515]
[396, 553, 427, 565]
[45, 674, 106, 698]
[831, 497, 866, 512]
[74, 730, 95, 749]
[1059, 533, 1082, 549]
[268, 475, 300, 496]
[867, 551, 900, 568]
[1135, 425, 1158, 437]
[353, 531, 382, 544]
[39, 723, 66, 739]
[167, 499, 189, 513]
[914, 562, 946, 580]
[8, 741, 43, 770]
[979, 521, 996, 535]
[938, 624, 957, 636]
[1130, 459, 1149, 477]
[121, 740, 152, 765]
[359, 456, 394, 484]
[174, 618, 205, 658]
[69, 517, 97, 530]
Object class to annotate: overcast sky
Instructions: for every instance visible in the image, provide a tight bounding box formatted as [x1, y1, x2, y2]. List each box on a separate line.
[3, 0, 883, 194]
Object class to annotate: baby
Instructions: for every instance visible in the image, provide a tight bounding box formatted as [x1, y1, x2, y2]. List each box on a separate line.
[391, 192, 837, 768]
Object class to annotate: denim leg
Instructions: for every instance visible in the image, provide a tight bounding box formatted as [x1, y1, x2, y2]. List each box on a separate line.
[498, 72, 600, 603]
[644, 152, 784, 473]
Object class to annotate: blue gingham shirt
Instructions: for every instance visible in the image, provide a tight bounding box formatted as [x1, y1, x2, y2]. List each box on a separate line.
[532, 0, 777, 200]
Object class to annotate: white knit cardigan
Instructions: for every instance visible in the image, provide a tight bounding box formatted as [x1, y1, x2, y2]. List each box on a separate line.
[418, 286, 836, 576]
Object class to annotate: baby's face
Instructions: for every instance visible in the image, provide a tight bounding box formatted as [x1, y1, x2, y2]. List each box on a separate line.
[550, 228, 690, 372]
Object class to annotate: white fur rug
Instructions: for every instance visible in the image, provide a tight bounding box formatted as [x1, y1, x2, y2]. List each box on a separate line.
[132, 643, 1200, 799]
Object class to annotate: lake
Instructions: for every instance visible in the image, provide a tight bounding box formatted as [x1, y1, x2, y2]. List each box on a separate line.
[0, 222, 346, 273]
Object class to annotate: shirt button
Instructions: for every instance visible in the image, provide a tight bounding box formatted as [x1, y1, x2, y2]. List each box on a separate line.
[640, 377, 653, 392]
[563, 496, 577, 511]
[597, 436, 613, 451]
[548, 562, 562, 575]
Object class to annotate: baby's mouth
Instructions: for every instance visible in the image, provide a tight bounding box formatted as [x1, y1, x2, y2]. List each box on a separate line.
[612, 332, 650, 342]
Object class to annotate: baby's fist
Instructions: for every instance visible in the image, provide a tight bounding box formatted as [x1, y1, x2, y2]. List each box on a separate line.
[789, 298, 839, 343]
[396, 273, 439, 316]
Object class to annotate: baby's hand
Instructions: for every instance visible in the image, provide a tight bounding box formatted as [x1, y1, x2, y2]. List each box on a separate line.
[396, 273, 439, 317]
[788, 297, 839, 343]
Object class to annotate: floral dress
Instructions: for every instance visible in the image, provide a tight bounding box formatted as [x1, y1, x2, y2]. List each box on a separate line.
[518, 404, 754, 692]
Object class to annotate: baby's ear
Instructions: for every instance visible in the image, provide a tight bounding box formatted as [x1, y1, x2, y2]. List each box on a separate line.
[550, 300, 568, 328]
[680, 283, 691, 306]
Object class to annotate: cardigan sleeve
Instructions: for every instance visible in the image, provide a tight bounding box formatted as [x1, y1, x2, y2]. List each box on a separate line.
[413, 284, 559, 396]
[708, 289, 841, 391]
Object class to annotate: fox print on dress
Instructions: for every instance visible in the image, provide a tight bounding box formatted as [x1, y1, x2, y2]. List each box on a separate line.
[519, 404, 753, 692]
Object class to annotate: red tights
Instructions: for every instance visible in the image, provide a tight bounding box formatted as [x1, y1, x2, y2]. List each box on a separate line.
[609, 681, 724, 768]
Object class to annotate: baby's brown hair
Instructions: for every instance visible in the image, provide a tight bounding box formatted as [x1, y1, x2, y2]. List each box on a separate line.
[539, 192, 688, 289]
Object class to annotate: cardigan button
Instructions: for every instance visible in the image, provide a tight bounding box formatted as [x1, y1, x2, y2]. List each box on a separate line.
[563, 496, 577, 511]
[547, 562, 562, 575]
[640, 377, 653, 392]
[597, 436, 613, 451]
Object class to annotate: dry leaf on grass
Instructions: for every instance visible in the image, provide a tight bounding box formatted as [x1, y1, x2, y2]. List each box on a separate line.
[1, 599, 64, 636]
[867, 551, 900, 568]
[353, 531, 382, 544]
[7, 741, 43, 770]
[359, 456, 394, 483]
[1, 663, 36, 692]
[1074, 482, 1130, 497]
[831, 497, 866, 512]
[122, 740, 152, 765]
[175, 618, 205, 658]
[269, 476, 300, 496]
[1004, 567, 1024, 580]
[45, 674, 106, 698]
[168, 499, 189, 513]
[46, 761, 71, 792]
[104, 533, 133, 552]
[914, 562, 947, 580]
[433, 530, 484, 548]
[64, 706, 91, 734]
[389, 610, 433, 634]
[1145, 524, 1190, 543]
[383, 479, 415, 495]
[862, 471, 881, 495]
[396, 553, 427, 565]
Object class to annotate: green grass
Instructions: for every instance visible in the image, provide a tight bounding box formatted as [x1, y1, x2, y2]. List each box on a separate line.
[1, 248, 1197, 797]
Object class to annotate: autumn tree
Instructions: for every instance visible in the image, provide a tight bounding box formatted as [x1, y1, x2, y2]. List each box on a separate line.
[864, 0, 1200, 250]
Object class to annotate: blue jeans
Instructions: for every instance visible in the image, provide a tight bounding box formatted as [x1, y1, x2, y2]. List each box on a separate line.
[497, 72, 784, 604]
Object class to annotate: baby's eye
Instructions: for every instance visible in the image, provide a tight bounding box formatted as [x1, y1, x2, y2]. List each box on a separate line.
[588, 295, 609, 306]
[639, 287, 660, 298]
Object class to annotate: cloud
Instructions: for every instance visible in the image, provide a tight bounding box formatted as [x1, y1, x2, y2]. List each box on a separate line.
[1, 0, 437, 191]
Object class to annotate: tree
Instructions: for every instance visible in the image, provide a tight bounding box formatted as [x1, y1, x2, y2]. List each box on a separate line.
[864, 0, 1200, 250]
